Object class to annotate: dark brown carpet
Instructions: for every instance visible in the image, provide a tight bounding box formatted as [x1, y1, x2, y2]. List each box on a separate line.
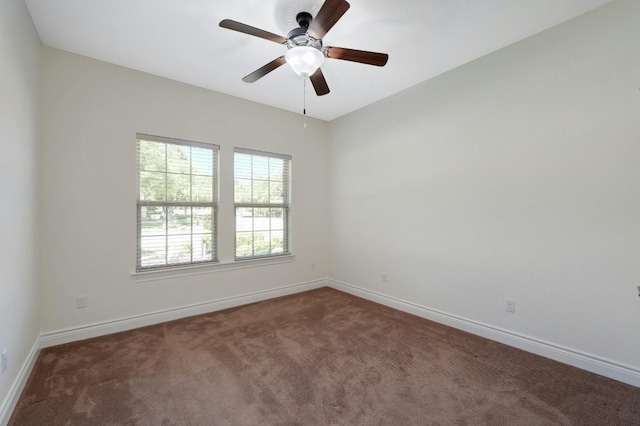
[10, 287, 640, 425]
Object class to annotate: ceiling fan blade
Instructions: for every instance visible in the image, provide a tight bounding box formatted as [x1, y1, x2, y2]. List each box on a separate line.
[309, 68, 330, 96]
[242, 56, 287, 83]
[307, 0, 350, 40]
[325, 46, 389, 66]
[219, 19, 287, 44]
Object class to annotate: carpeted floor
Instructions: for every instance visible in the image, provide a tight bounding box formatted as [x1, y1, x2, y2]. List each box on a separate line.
[9, 287, 640, 425]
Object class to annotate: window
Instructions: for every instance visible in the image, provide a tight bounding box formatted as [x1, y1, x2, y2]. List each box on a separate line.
[234, 148, 291, 259]
[136, 134, 219, 270]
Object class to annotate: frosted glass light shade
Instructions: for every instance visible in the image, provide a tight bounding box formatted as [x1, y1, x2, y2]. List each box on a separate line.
[285, 46, 325, 78]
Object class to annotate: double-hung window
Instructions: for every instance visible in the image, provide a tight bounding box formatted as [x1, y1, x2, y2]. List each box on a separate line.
[234, 148, 291, 259]
[136, 134, 219, 270]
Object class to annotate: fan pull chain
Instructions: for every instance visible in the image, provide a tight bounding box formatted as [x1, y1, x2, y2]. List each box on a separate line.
[303, 78, 307, 129]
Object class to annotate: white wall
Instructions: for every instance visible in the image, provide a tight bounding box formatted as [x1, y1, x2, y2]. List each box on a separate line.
[0, 0, 41, 418]
[4, 3, 639, 417]
[38, 47, 329, 333]
[329, 0, 640, 372]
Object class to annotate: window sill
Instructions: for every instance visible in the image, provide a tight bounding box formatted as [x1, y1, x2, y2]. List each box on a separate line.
[131, 254, 295, 283]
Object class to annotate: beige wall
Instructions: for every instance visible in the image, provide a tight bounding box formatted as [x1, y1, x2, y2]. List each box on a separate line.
[38, 47, 330, 333]
[0, 0, 41, 418]
[329, 0, 640, 372]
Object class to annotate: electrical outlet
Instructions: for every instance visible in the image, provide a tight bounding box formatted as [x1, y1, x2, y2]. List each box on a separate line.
[1, 349, 7, 374]
[311, 262, 316, 271]
[504, 298, 515, 313]
[76, 295, 89, 309]
[382, 272, 388, 282]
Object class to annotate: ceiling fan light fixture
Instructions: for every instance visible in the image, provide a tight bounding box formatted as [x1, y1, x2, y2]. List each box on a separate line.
[285, 46, 324, 78]
[219, 0, 387, 96]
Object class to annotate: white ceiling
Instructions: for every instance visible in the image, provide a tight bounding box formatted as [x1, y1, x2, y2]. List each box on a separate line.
[25, 0, 615, 121]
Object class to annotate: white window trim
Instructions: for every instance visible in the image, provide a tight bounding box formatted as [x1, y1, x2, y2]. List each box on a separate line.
[131, 254, 295, 283]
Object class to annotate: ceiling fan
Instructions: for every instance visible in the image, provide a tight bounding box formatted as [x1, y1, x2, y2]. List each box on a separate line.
[219, 0, 389, 96]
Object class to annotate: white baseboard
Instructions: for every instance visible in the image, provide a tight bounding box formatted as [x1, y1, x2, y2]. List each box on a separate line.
[328, 279, 640, 388]
[40, 279, 327, 348]
[4, 277, 636, 426]
[0, 339, 40, 426]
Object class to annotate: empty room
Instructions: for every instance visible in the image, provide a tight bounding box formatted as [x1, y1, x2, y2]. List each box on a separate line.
[2, 0, 639, 424]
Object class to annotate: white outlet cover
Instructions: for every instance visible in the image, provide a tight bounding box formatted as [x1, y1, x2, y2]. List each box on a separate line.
[77, 295, 89, 309]
[504, 298, 516, 313]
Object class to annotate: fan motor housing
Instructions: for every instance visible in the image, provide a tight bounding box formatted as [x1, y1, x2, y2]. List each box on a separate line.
[287, 12, 322, 50]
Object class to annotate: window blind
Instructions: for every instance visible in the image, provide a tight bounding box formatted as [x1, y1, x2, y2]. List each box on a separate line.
[136, 134, 219, 270]
[234, 148, 291, 259]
